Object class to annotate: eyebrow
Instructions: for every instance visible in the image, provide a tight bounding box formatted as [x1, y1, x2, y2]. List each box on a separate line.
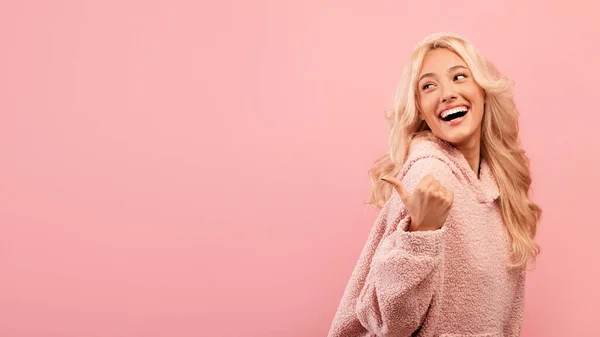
[418, 65, 468, 82]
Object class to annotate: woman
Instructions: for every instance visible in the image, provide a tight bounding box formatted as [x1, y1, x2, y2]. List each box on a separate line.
[327, 32, 541, 337]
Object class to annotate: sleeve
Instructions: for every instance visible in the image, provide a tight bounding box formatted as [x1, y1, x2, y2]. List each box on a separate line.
[327, 157, 461, 337]
[503, 266, 527, 337]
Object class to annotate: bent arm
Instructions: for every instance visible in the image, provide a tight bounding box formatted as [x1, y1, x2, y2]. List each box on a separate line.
[328, 157, 459, 337]
[503, 266, 527, 337]
[355, 219, 445, 336]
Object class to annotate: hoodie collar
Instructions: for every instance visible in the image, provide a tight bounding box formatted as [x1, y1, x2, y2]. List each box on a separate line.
[409, 135, 500, 204]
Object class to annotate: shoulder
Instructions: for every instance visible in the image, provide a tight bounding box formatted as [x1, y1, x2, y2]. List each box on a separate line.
[397, 136, 463, 192]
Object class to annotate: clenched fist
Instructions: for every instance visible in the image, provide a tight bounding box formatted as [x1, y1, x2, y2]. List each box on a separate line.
[382, 174, 454, 232]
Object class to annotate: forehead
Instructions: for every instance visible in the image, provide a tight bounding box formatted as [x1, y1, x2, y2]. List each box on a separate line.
[419, 48, 467, 75]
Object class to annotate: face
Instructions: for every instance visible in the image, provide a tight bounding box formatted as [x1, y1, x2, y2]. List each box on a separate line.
[416, 48, 486, 149]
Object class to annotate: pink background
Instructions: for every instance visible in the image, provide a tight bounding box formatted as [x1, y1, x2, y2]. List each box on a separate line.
[1, 1, 599, 336]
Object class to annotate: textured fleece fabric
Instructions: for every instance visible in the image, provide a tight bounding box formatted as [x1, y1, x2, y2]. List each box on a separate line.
[327, 135, 527, 337]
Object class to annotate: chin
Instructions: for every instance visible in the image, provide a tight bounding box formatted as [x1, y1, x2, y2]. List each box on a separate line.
[431, 108, 483, 147]
[433, 127, 480, 148]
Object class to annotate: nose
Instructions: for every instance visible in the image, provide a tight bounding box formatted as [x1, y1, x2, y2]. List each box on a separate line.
[440, 87, 458, 103]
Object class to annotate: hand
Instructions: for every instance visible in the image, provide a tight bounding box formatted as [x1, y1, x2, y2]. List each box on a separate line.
[382, 174, 454, 231]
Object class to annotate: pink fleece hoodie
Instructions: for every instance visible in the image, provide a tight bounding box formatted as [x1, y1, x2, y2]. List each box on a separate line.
[327, 135, 527, 337]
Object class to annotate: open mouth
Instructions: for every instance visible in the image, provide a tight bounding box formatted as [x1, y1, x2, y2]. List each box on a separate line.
[440, 106, 469, 122]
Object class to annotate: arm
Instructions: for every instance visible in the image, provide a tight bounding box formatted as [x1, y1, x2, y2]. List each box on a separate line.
[503, 266, 527, 337]
[355, 216, 445, 336]
[328, 157, 460, 337]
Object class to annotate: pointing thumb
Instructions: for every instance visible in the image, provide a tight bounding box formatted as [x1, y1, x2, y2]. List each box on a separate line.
[381, 176, 410, 203]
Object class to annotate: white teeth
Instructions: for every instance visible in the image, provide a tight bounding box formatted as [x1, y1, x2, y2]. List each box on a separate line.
[440, 106, 468, 119]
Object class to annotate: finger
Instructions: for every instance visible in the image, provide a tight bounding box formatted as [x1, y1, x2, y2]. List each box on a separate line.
[416, 174, 435, 193]
[446, 190, 455, 204]
[381, 176, 410, 203]
[429, 179, 441, 192]
[438, 186, 447, 197]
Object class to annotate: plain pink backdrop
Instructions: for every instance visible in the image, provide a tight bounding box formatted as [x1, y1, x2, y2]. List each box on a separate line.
[1, 1, 599, 336]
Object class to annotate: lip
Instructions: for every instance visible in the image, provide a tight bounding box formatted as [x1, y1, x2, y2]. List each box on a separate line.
[438, 104, 470, 118]
[443, 114, 467, 126]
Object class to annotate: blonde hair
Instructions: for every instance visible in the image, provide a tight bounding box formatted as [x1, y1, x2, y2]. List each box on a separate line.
[368, 32, 541, 268]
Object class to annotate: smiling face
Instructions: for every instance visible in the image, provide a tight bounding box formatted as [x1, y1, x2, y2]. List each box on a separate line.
[416, 48, 486, 150]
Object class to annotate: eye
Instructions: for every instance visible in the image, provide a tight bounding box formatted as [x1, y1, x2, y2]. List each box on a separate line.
[422, 83, 434, 90]
[454, 72, 468, 81]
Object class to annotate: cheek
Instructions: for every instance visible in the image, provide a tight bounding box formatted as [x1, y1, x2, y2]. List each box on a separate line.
[467, 85, 486, 105]
[419, 96, 438, 117]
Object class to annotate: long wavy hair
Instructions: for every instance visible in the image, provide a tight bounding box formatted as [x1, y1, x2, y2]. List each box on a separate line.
[367, 32, 541, 268]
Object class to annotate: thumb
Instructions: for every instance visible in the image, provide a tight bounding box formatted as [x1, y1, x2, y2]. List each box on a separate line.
[381, 176, 410, 203]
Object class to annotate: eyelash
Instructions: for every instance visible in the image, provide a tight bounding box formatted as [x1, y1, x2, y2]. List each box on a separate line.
[421, 72, 469, 90]
[454, 72, 468, 81]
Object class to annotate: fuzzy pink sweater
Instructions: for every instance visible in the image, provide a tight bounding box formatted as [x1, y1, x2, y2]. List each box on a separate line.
[327, 136, 527, 337]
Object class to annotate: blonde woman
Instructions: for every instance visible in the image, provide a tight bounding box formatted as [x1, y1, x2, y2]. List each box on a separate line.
[327, 32, 541, 337]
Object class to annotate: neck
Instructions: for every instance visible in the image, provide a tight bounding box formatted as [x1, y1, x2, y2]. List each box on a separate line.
[455, 139, 481, 177]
